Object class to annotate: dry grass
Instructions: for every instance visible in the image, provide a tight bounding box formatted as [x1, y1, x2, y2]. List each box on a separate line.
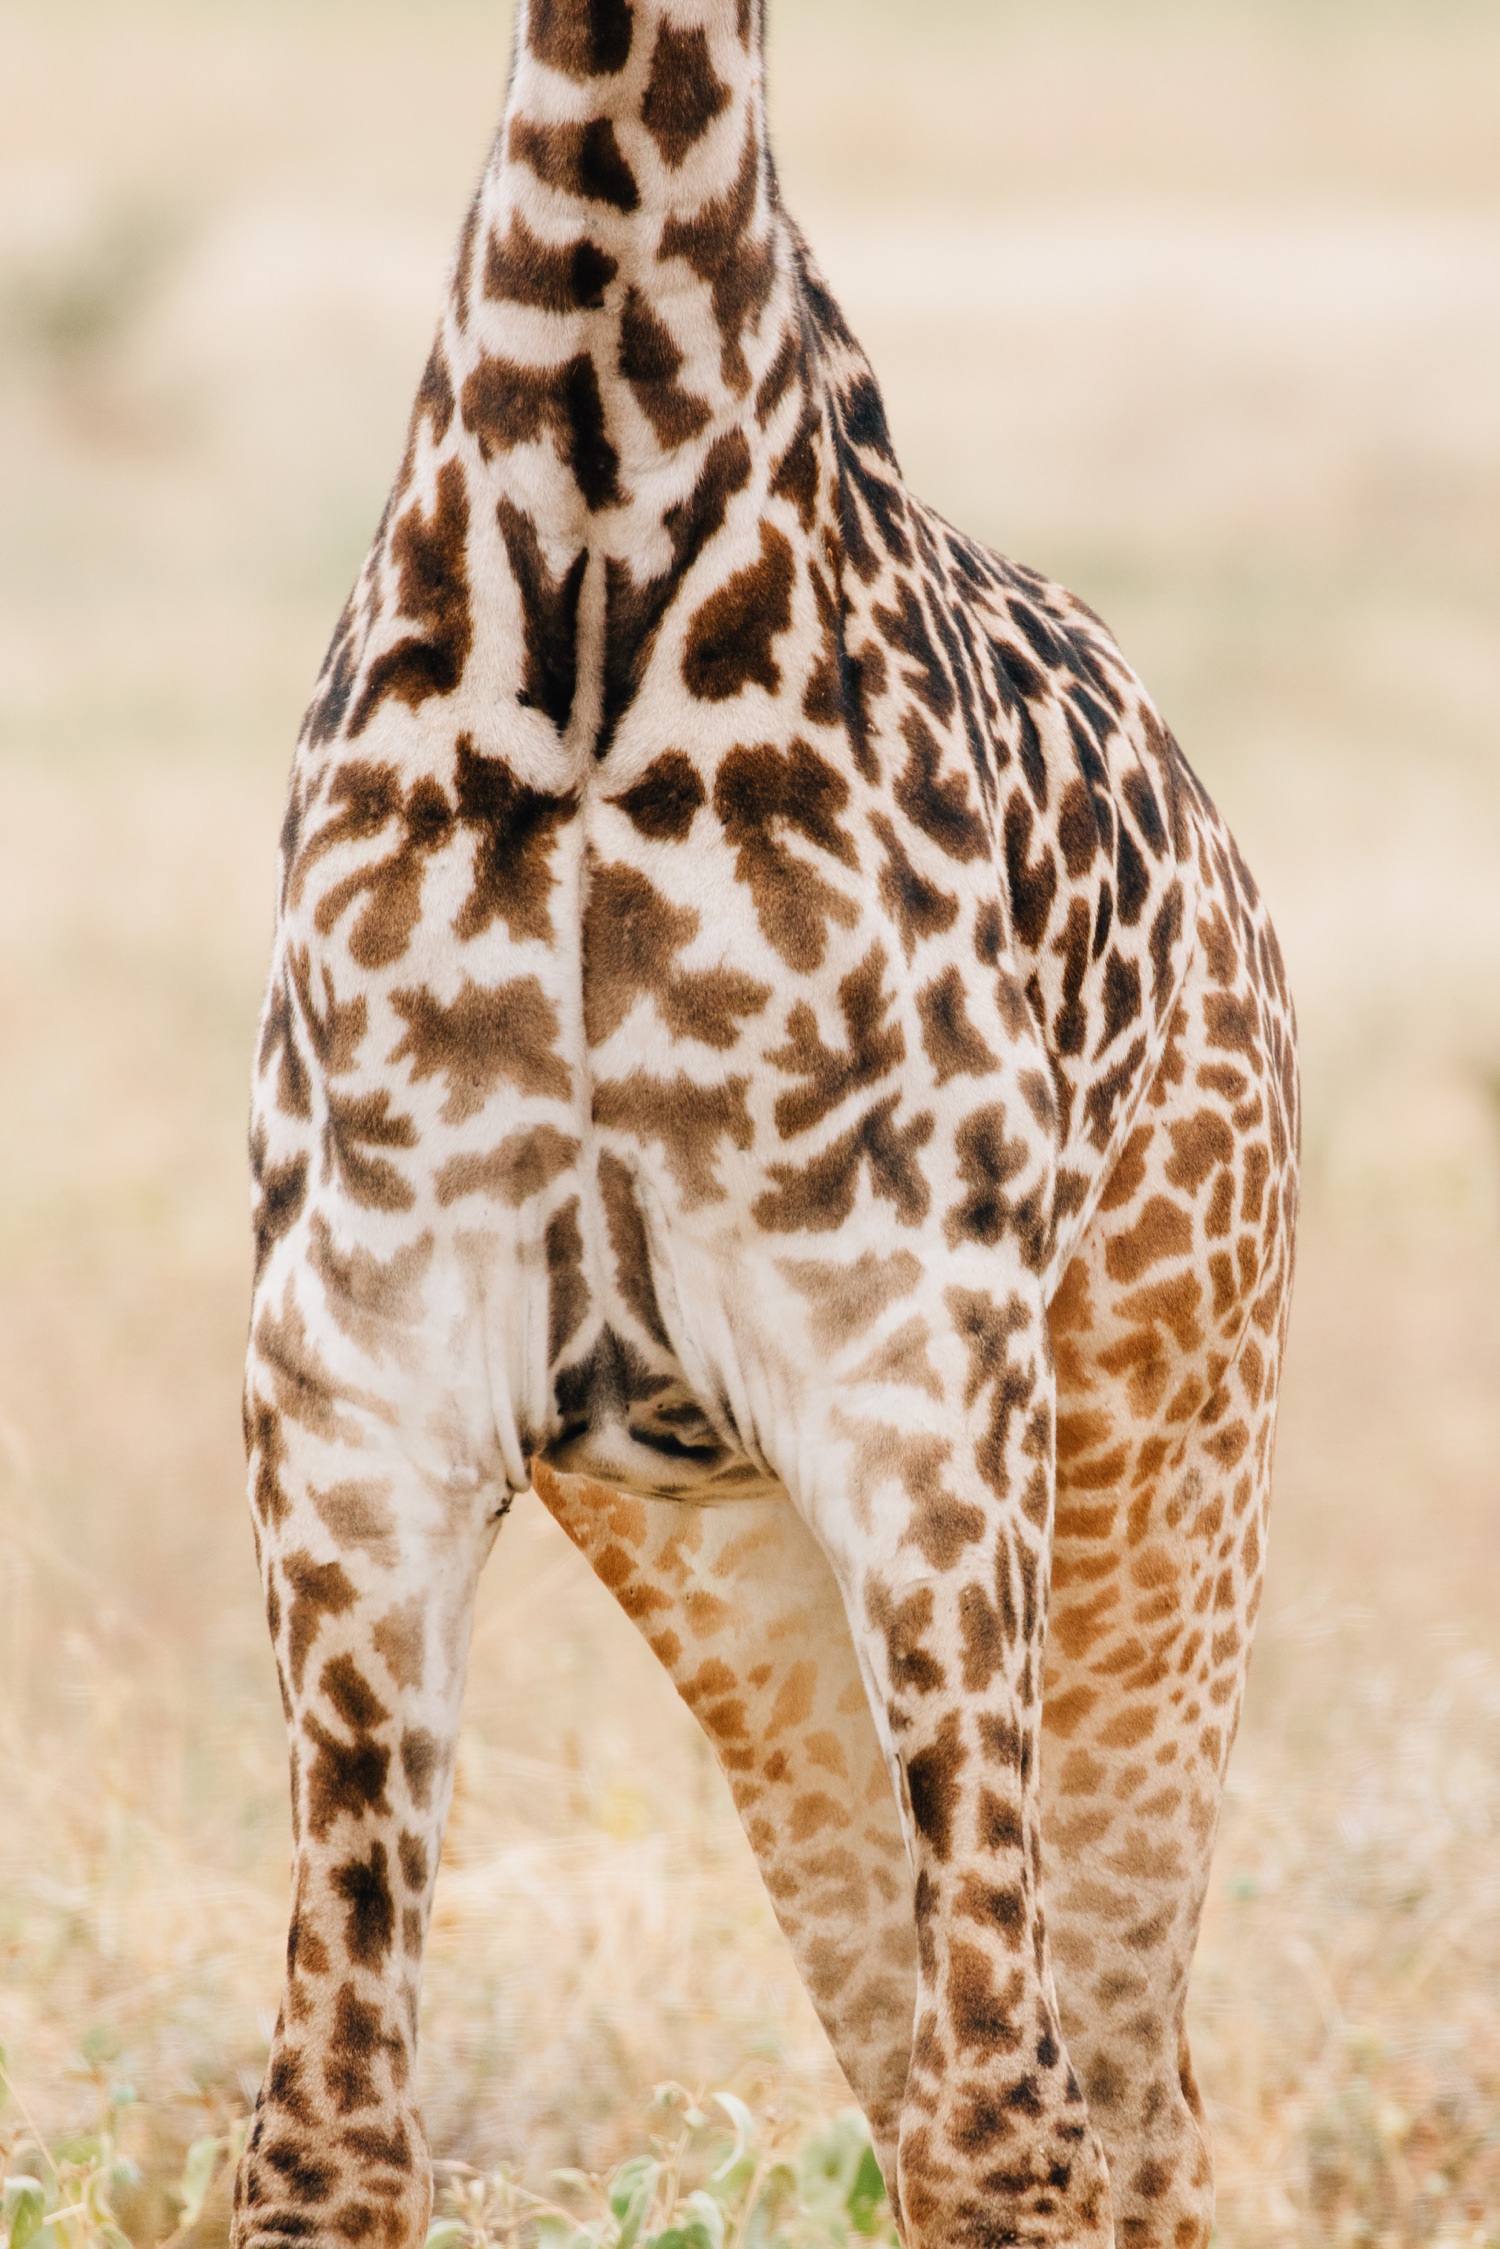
[2, 2, 1499, 2243]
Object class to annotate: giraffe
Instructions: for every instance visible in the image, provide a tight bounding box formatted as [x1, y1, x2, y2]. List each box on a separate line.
[234, 1, 1299, 2245]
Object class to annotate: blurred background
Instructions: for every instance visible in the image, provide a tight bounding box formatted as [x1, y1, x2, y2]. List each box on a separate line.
[2, 0, 1499, 2240]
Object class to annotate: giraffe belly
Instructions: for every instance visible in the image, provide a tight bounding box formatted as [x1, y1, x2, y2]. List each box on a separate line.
[530, 1152, 784, 1506]
[542, 1417, 781, 1502]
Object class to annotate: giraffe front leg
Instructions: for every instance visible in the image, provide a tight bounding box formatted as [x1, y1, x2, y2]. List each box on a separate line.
[233, 1278, 501, 2249]
[771, 1264, 1115, 2249]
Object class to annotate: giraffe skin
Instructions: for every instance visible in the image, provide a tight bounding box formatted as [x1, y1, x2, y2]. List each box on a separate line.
[234, 5, 1300, 2247]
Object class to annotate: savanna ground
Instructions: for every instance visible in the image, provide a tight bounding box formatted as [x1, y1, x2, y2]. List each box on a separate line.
[2, 0, 1499, 2241]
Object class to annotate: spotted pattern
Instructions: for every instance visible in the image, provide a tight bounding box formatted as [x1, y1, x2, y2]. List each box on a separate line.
[234, 5, 1299, 2247]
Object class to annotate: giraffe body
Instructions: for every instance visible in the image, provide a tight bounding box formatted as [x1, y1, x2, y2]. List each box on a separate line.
[237, 6, 1299, 2246]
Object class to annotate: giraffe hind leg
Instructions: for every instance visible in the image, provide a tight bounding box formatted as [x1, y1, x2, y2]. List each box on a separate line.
[533, 1469, 918, 2194]
[1040, 961, 1297, 2249]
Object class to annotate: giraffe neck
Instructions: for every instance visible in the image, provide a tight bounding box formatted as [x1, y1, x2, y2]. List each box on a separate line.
[376, 0, 800, 768]
[451, 0, 784, 456]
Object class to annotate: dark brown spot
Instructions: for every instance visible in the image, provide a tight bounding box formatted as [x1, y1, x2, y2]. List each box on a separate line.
[1164, 1109, 1235, 1196]
[592, 1070, 754, 1209]
[946, 1105, 1044, 1268]
[945, 1284, 1038, 1502]
[434, 1123, 580, 1208]
[599, 1151, 671, 1347]
[349, 460, 473, 736]
[496, 499, 588, 733]
[867, 1580, 947, 1701]
[450, 738, 578, 947]
[896, 711, 988, 862]
[957, 1873, 1026, 1947]
[283, 1549, 358, 1693]
[1097, 950, 1143, 1055]
[462, 351, 624, 511]
[546, 1198, 590, 1364]
[321, 1653, 390, 1735]
[1057, 778, 1102, 878]
[260, 2137, 336, 2204]
[610, 752, 706, 841]
[713, 737, 857, 971]
[641, 21, 731, 167]
[768, 944, 904, 1137]
[875, 581, 954, 724]
[771, 401, 821, 531]
[484, 211, 618, 312]
[508, 113, 639, 210]
[617, 285, 712, 447]
[400, 1728, 441, 1811]
[324, 1985, 385, 2115]
[753, 1093, 934, 1234]
[1206, 989, 1261, 1061]
[870, 814, 959, 963]
[1004, 794, 1059, 950]
[528, 0, 634, 77]
[682, 520, 795, 702]
[258, 965, 314, 1119]
[948, 1946, 1024, 2057]
[583, 859, 770, 1049]
[302, 766, 458, 971]
[907, 1480, 988, 1572]
[906, 1712, 967, 1860]
[1104, 1196, 1194, 1284]
[918, 966, 997, 1085]
[958, 1584, 1008, 1692]
[251, 1136, 309, 1283]
[755, 329, 799, 426]
[598, 429, 752, 754]
[330, 1842, 396, 1968]
[978, 1787, 1024, 1852]
[304, 1717, 392, 1841]
[389, 975, 569, 1120]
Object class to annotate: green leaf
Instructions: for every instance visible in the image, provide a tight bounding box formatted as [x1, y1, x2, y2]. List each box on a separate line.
[710, 2095, 756, 2185]
[737, 2168, 787, 2249]
[610, 2157, 660, 2249]
[680, 2192, 725, 2249]
[531, 2218, 578, 2249]
[845, 2146, 887, 2236]
[50, 2139, 102, 2172]
[4, 2175, 47, 2249]
[646, 2226, 716, 2249]
[174, 2134, 221, 2231]
[423, 2221, 467, 2249]
[753, 2162, 798, 2209]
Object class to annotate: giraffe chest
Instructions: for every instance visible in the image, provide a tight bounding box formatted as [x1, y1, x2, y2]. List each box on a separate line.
[265, 508, 1200, 1510]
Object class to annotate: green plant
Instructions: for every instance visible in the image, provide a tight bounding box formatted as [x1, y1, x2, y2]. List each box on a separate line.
[424, 2089, 896, 2249]
[0, 2051, 243, 2249]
